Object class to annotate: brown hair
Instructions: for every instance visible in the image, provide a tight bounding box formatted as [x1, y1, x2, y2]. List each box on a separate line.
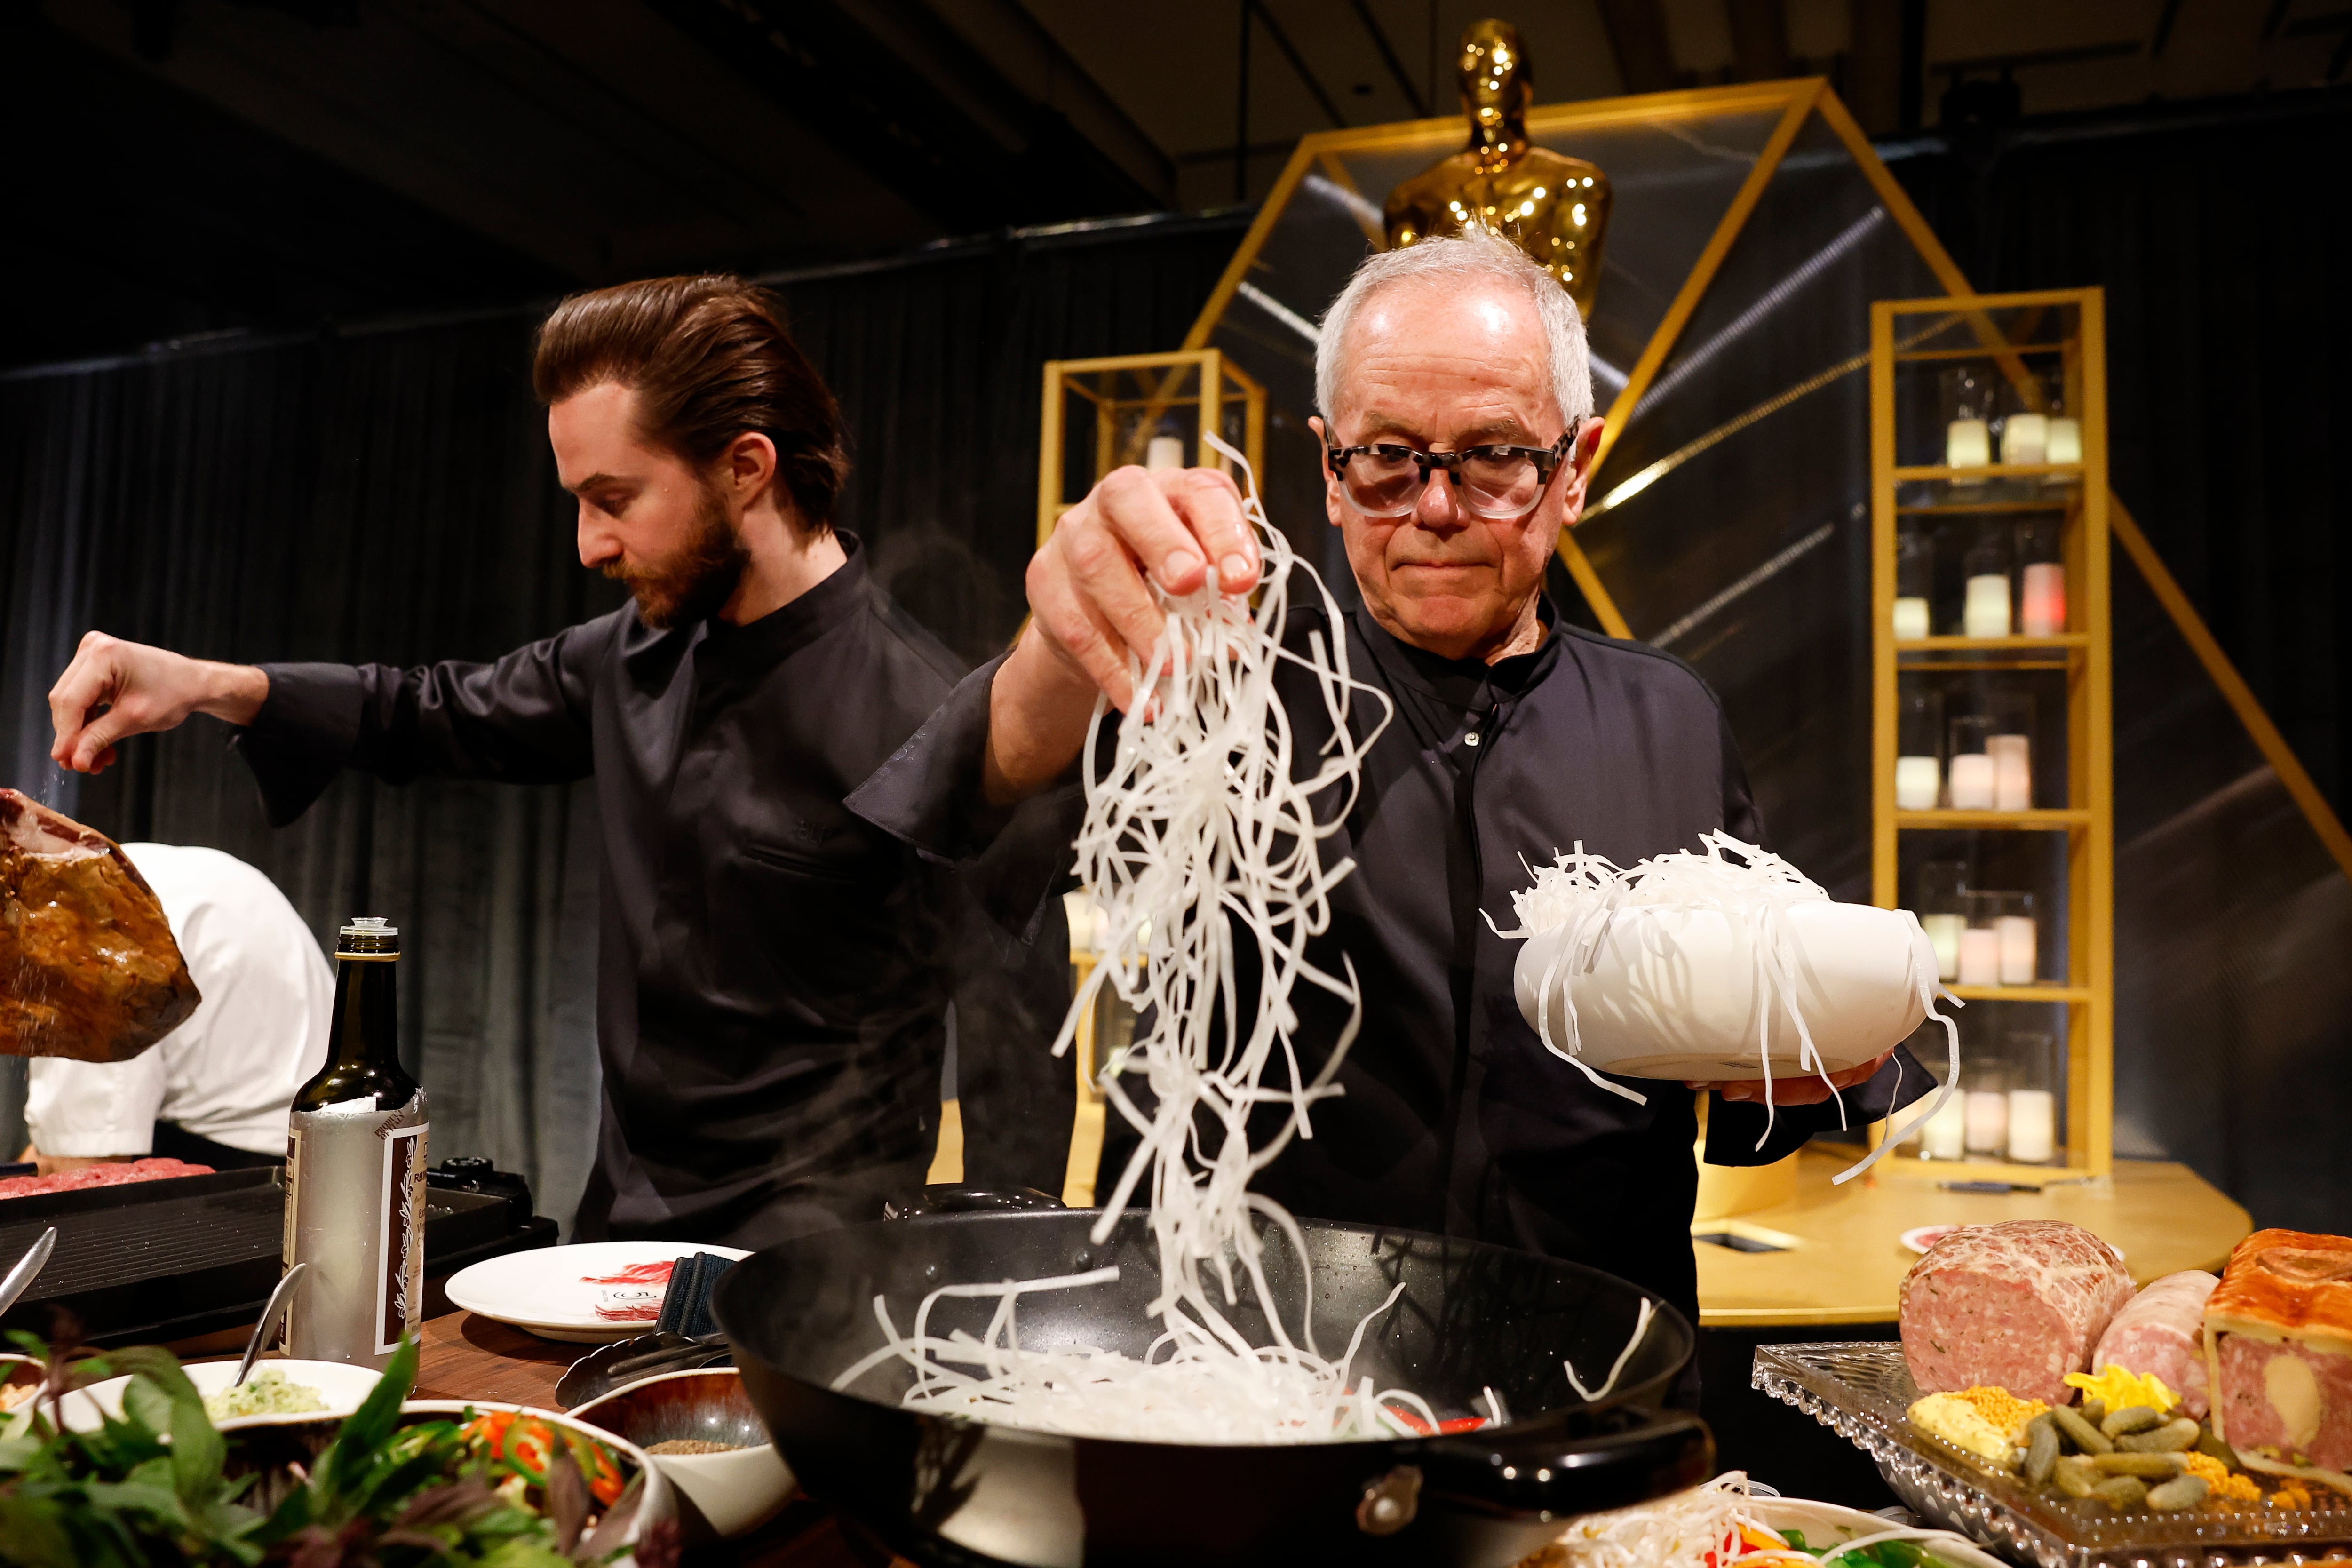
[532, 275, 849, 530]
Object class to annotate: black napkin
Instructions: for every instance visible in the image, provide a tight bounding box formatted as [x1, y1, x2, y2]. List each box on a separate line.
[654, 1251, 735, 1339]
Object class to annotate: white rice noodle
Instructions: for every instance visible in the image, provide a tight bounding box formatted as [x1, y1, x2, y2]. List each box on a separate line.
[1491, 835, 1961, 1184]
[838, 434, 1430, 1442]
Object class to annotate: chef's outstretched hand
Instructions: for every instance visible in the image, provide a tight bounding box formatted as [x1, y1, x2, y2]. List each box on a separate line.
[985, 465, 1261, 804]
[48, 631, 268, 774]
[1693, 1049, 1896, 1106]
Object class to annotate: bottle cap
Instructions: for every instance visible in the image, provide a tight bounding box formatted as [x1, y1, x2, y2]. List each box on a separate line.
[336, 916, 400, 957]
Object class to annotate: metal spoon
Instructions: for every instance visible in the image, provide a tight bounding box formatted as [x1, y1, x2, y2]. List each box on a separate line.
[234, 1263, 308, 1387]
[554, 1330, 731, 1410]
[0, 1228, 56, 1317]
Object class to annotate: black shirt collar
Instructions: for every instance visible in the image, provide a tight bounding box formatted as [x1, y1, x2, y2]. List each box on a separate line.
[693, 530, 870, 676]
[1348, 593, 1564, 712]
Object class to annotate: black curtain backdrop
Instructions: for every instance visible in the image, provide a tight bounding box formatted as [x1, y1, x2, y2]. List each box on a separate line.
[0, 213, 1248, 1226]
[1891, 88, 2352, 820]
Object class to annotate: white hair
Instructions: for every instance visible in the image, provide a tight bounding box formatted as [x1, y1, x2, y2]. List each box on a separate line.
[1313, 228, 1593, 434]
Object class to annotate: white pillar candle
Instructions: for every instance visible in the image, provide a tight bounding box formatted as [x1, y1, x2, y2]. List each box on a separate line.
[1963, 574, 2012, 638]
[1946, 418, 1991, 469]
[1956, 926, 2002, 986]
[2001, 413, 2049, 465]
[1996, 914, 2037, 985]
[1895, 756, 1942, 812]
[1145, 435, 1187, 471]
[1920, 1092, 1967, 1159]
[1892, 596, 1931, 641]
[1988, 734, 2032, 811]
[2046, 417, 2082, 464]
[2019, 562, 2067, 636]
[1948, 753, 1996, 811]
[1964, 1089, 2009, 1154]
[2007, 1089, 2057, 1163]
[1922, 914, 1966, 981]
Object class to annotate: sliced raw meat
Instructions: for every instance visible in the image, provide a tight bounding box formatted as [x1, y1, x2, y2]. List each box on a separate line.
[1, 790, 199, 1061]
[2207, 1229, 2352, 1468]
[0, 1156, 214, 1200]
[2091, 1269, 2218, 1417]
[1899, 1219, 2134, 1402]
[584, 1258, 675, 1321]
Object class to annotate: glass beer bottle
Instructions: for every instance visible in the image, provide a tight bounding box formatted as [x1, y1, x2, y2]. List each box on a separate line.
[283, 916, 429, 1366]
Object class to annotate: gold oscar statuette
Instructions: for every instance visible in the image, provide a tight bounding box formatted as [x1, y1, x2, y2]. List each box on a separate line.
[1383, 18, 1613, 320]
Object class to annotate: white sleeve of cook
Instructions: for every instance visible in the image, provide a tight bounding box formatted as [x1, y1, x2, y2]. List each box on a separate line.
[24, 1047, 169, 1158]
[119, 844, 334, 1158]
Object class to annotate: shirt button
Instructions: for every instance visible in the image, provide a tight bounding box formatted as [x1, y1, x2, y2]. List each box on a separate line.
[1464, 732, 1482, 747]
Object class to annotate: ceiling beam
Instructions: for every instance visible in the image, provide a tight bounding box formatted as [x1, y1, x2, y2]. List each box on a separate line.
[1347, 0, 1428, 117]
[1249, 1, 1348, 129]
[1594, 0, 1678, 94]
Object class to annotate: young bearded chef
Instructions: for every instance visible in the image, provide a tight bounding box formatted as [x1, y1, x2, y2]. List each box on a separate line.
[850, 231, 1931, 1328]
[45, 275, 1073, 1247]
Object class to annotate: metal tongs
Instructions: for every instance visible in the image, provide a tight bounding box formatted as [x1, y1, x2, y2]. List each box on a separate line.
[0, 1227, 57, 1317]
[232, 1263, 309, 1387]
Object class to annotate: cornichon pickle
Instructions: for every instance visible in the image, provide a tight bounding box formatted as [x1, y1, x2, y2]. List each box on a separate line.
[2146, 1475, 2209, 1511]
[2054, 1454, 2102, 1498]
[2117, 1417, 2201, 1454]
[2091, 1475, 2149, 1510]
[2080, 1398, 2107, 1426]
[2053, 1406, 2114, 1455]
[2196, 1424, 2237, 1465]
[2024, 1413, 2061, 1483]
[2102, 1405, 2163, 1438]
[2094, 1452, 2186, 1478]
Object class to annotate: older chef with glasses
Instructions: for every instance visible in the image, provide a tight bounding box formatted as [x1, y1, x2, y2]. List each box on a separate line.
[848, 229, 1927, 1338]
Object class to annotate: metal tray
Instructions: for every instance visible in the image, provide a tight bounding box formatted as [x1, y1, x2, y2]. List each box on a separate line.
[1752, 1342, 2352, 1568]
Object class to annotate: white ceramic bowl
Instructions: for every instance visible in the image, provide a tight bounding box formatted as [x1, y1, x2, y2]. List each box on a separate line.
[1744, 1491, 2014, 1568]
[1513, 900, 1936, 1081]
[58, 1358, 386, 1432]
[395, 1400, 674, 1563]
[571, 1367, 795, 1541]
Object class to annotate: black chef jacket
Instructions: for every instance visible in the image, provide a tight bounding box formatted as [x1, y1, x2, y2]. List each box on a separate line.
[231, 536, 1074, 1247]
[847, 592, 1927, 1326]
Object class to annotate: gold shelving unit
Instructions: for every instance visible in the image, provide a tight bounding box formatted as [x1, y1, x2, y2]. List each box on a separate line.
[1870, 287, 2113, 1182]
[1035, 350, 1265, 549]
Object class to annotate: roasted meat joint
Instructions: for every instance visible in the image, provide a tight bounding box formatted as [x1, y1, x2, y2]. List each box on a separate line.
[0, 789, 198, 1063]
[6, 11, 2341, 1560]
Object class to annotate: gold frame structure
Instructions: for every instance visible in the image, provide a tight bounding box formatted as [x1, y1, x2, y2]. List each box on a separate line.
[1176, 73, 2352, 932]
[1035, 350, 1266, 548]
[1869, 288, 2114, 1179]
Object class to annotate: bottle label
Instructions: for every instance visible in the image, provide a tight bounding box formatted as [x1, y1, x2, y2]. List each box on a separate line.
[376, 1121, 429, 1355]
[282, 1127, 302, 1270]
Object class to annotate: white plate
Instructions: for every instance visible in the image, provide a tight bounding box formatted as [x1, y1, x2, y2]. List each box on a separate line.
[59, 1359, 384, 1432]
[444, 1242, 751, 1343]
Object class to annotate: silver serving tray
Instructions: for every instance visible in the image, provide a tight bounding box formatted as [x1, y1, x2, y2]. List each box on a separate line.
[1751, 1342, 2352, 1568]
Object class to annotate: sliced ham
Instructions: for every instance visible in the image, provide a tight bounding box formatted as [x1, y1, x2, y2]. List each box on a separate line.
[2091, 1269, 2218, 1417]
[1899, 1219, 2134, 1403]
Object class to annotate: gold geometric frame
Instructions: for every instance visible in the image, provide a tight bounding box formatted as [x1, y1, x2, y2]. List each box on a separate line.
[1177, 76, 2352, 891]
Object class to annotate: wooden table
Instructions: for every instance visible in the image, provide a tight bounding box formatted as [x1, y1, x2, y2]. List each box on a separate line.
[1693, 1151, 2251, 1329]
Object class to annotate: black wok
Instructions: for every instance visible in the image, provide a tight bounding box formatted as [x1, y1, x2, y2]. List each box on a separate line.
[717, 1208, 1711, 1568]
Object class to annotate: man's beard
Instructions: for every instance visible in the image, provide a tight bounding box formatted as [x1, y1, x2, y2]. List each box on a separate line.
[603, 487, 751, 629]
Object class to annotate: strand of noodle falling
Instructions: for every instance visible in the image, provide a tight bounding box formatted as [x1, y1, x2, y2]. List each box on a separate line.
[838, 432, 1439, 1442]
[1489, 833, 1960, 1185]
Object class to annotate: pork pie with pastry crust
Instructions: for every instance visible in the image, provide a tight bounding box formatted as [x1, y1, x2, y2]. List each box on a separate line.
[2207, 1228, 2352, 1469]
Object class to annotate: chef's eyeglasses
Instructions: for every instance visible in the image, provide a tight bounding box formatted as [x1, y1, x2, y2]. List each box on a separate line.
[1322, 424, 1581, 521]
